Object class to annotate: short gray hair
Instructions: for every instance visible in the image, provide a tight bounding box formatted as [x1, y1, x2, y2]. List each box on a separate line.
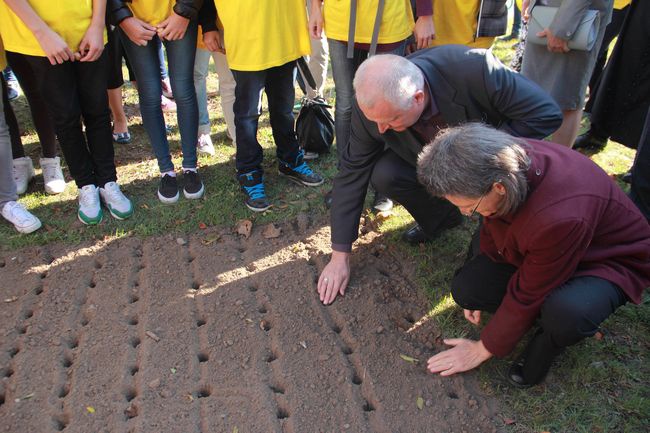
[417, 123, 531, 216]
[353, 54, 424, 111]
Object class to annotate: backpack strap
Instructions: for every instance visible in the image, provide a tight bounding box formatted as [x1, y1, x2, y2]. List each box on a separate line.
[347, 0, 386, 59]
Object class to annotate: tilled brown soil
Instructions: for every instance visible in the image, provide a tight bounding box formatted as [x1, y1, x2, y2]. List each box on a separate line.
[0, 216, 503, 433]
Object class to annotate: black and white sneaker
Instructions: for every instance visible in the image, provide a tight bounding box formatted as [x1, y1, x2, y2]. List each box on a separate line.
[158, 174, 179, 204]
[183, 170, 205, 199]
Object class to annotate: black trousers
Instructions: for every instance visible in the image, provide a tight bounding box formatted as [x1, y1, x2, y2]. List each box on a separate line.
[369, 148, 461, 234]
[15, 51, 116, 188]
[451, 252, 628, 382]
[5, 52, 58, 158]
[630, 106, 650, 221]
[585, 5, 630, 114]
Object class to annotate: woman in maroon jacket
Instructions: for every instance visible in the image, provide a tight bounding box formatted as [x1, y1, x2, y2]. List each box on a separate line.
[416, 123, 650, 387]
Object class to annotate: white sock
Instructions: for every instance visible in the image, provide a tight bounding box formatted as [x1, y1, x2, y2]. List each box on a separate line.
[183, 167, 197, 173]
[162, 170, 176, 178]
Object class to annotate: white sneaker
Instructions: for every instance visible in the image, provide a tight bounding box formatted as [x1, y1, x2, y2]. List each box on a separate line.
[99, 182, 134, 220]
[13, 157, 34, 195]
[1, 201, 41, 234]
[197, 133, 215, 156]
[40, 156, 66, 194]
[78, 185, 102, 225]
[303, 151, 319, 160]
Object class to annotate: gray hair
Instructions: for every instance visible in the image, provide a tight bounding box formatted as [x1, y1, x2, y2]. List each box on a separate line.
[417, 123, 531, 217]
[353, 54, 424, 111]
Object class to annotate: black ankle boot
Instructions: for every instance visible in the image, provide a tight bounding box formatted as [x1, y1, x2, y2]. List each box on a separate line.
[573, 129, 607, 151]
[507, 329, 564, 388]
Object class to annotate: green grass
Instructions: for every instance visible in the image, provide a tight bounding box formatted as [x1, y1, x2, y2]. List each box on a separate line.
[3, 41, 648, 433]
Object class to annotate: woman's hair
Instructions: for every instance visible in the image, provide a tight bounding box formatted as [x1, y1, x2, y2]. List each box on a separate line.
[353, 54, 424, 111]
[417, 123, 531, 216]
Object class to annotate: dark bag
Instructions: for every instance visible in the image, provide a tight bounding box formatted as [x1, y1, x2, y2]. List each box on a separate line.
[295, 57, 334, 154]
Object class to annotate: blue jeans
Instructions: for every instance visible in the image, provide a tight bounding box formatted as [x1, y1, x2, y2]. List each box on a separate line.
[231, 60, 301, 175]
[120, 22, 198, 173]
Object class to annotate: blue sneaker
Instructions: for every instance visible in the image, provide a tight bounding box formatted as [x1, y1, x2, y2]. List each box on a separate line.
[237, 170, 271, 212]
[278, 151, 324, 187]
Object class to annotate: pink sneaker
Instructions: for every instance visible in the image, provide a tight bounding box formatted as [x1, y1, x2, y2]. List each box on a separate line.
[161, 95, 177, 112]
[161, 77, 174, 99]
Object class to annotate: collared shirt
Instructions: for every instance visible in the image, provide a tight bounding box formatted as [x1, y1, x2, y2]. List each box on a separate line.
[409, 81, 447, 144]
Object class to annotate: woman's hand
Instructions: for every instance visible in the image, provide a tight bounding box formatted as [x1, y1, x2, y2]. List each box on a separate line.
[427, 338, 492, 376]
[77, 24, 104, 62]
[537, 28, 570, 53]
[413, 15, 435, 50]
[157, 11, 190, 41]
[464, 309, 481, 325]
[203, 30, 225, 54]
[119, 17, 156, 46]
[318, 251, 350, 305]
[308, 0, 324, 39]
[522, 0, 531, 22]
[34, 26, 75, 65]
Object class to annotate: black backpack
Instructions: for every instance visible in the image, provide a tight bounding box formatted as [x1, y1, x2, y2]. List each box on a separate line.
[296, 57, 334, 154]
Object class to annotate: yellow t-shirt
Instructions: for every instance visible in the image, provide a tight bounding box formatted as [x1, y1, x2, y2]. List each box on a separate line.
[0, 0, 98, 57]
[214, 0, 311, 71]
[613, 0, 630, 10]
[0, 37, 6, 70]
[129, 0, 174, 26]
[323, 0, 414, 44]
[430, 0, 494, 49]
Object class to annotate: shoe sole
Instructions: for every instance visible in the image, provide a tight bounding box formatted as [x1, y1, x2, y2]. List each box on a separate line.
[105, 204, 134, 220]
[245, 202, 271, 212]
[45, 182, 66, 195]
[197, 149, 215, 156]
[183, 184, 205, 200]
[278, 171, 324, 187]
[78, 211, 103, 226]
[158, 190, 180, 204]
[16, 219, 42, 234]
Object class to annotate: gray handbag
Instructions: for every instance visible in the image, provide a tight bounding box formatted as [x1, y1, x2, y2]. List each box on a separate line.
[527, 5, 601, 51]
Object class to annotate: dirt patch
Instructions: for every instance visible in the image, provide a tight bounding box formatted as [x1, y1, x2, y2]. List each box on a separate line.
[0, 216, 504, 432]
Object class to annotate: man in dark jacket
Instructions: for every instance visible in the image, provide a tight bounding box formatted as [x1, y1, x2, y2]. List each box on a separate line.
[318, 45, 562, 305]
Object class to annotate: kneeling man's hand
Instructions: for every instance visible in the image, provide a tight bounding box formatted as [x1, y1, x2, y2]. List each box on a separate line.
[318, 251, 350, 305]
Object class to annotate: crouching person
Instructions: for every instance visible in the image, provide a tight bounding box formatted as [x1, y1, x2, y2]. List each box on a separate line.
[0, 0, 133, 225]
[416, 123, 650, 387]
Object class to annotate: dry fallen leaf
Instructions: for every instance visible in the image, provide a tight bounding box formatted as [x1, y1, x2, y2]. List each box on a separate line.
[594, 331, 604, 340]
[262, 223, 282, 239]
[399, 354, 420, 363]
[503, 418, 516, 425]
[146, 330, 161, 342]
[3, 296, 18, 303]
[198, 222, 207, 230]
[235, 219, 253, 239]
[416, 396, 424, 410]
[201, 234, 221, 245]
[86, 406, 95, 414]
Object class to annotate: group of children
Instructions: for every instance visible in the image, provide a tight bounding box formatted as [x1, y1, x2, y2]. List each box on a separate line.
[0, 0, 329, 233]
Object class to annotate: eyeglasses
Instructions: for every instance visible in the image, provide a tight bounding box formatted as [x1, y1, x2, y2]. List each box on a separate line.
[467, 193, 486, 221]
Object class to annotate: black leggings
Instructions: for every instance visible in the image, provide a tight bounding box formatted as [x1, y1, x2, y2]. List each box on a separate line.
[5, 54, 58, 159]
